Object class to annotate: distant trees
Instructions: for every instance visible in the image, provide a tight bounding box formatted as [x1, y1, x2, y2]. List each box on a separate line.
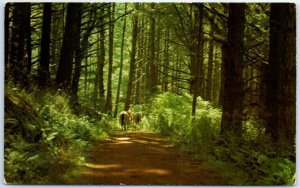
[5, 3, 296, 149]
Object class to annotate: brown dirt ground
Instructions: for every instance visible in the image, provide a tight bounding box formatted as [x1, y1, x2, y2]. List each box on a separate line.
[69, 130, 228, 185]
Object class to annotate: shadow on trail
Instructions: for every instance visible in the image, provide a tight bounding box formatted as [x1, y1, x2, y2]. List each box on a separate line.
[70, 131, 227, 185]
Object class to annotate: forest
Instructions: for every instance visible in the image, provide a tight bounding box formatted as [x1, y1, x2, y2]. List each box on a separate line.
[4, 2, 296, 185]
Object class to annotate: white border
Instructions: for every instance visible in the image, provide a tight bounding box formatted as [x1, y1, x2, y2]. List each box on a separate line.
[0, 1, 298, 188]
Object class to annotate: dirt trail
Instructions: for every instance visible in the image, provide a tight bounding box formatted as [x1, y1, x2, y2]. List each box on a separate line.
[70, 130, 227, 185]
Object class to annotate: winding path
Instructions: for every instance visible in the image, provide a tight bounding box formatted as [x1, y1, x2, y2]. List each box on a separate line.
[70, 130, 227, 185]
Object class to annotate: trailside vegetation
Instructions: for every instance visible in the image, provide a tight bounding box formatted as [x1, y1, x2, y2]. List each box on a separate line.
[5, 3, 295, 185]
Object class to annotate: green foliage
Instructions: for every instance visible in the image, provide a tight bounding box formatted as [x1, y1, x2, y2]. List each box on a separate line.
[4, 86, 110, 184]
[143, 92, 295, 185]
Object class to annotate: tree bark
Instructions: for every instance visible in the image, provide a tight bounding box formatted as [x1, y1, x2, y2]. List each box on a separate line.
[5, 3, 10, 80]
[135, 5, 143, 105]
[98, 11, 106, 109]
[39, 3, 52, 88]
[149, 3, 158, 93]
[105, 3, 115, 115]
[205, 26, 214, 101]
[163, 27, 170, 92]
[212, 45, 221, 105]
[25, 4, 31, 75]
[114, 3, 127, 117]
[192, 5, 204, 116]
[124, 4, 139, 111]
[71, 5, 100, 106]
[266, 3, 296, 147]
[221, 3, 246, 136]
[10, 3, 31, 88]
[56, 3, 82, 89]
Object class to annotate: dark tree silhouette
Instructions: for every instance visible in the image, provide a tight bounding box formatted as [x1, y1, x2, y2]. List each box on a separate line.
[266, 3, 296, 147]
[56, 3, 82, 89]
[39, 3, 52, 87]
[221, 3, 245, 136]
[9, 3, 31, 87]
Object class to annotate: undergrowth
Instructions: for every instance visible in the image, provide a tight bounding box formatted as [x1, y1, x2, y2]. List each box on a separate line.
[143, 92, 296, 185]
[4, 85, 116, 184]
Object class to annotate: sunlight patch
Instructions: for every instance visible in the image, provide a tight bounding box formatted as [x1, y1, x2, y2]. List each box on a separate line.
[144, 169, 170, 175]
[85, 163, 121, 169]
[114, 137, 131, 141]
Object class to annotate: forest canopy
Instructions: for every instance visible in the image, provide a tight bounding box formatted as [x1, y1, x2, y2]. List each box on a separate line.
[4, 2, 296, 185]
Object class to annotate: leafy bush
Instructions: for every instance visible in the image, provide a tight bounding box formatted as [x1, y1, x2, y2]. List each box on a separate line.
[143, 92, 296, 185]
[4, 86, 110, 184]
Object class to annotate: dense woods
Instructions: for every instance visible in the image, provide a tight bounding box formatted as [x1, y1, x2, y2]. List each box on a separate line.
[4, 3, 296, 185]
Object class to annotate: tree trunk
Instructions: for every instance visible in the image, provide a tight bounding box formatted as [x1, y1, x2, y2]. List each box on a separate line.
[71, 5, 98, 106]
[163, 27, 170, 92]
[266, 3, 296, 147]
[98, 12, 106, 110]
[135, 6, 142, 105]
[105, 3, 115, 115]
[56, 3, 82, 89]
[212, 44, 221, 105]
[50, 4, 64, 76]
[10, 3, 31, 88]
[149, 3, 157, 93]
[218, 44, 226, 107]
[124, 4, 139, 111]
[39, 3, 52, 88]
[221, 3, 246, 136]
[5, 3, 10, 80]
[114, 3, 127, 117]
[93, 28, 101, 109]
[206, 27, 214, 101]
[192, 5, 204, 116]
[25, 4, 31, 75]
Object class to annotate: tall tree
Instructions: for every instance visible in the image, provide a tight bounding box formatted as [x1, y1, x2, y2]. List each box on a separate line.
[105, 3, 115, 115]
[220, 3, 246, 136]
[5, 3, 10, 80]
[266, 3, 296, 147]
[124, 3, 139, 111]
[149, 3, 158, 93]
[50, 4, 65, 75]
[162, 27, 170, 92]
[9, 3, 31, 87]
[98, 10, 106, 110]
[192, 4, 204, 116]
[56, 3, 82, 89]
[205, 26, 215, 101]
[39, 3, 52, 88]
[114, 3, 127, 117]
[71, 5, 99, 104]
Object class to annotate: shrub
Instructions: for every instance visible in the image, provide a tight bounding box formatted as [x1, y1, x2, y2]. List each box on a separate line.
[143, 92, 296, 185]
[4, 86, 110, 184]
